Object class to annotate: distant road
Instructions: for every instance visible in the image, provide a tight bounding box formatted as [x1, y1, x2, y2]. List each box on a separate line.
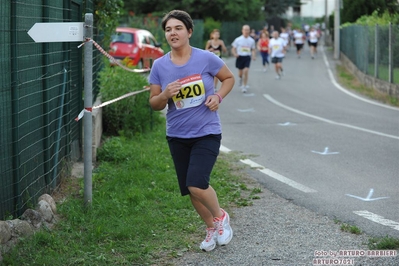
[219, 43, 399, 238]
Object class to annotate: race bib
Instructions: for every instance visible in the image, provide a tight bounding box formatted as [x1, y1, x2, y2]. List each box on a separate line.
[273, 45, 280, 50]
[172, 74, 206, 110]
[240, 46, 251, 53]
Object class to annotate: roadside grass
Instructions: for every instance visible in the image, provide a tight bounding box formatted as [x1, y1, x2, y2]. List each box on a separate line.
[340, 223, 362, 235]
[334, 219, 399, 250]
[336, 64, 399, 107]
[368, 236, 399, 250]
[2, 120, 261, 265]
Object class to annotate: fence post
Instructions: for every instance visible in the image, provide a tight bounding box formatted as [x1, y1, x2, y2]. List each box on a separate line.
[10, 0, 21, 217]
[374, 24, 379, 79]
[42, 0, 51, 188]
[388, 22, 393, 83]
[83, 13, 93, 207]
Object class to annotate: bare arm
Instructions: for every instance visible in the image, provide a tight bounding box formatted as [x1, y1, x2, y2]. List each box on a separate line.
[149, 81, 182, 111]
[205, 40, 211, 50]
[205, 64, 234, 111]
[220, 40, 228, 54]
[252, 47, 256, 60]
[231, 46, 238, 58]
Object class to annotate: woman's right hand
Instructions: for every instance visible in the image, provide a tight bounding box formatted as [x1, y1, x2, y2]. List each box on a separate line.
[163, 80, 182, 99]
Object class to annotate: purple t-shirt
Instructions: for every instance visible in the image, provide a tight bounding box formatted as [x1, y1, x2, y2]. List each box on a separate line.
[149, 47, 224, 138]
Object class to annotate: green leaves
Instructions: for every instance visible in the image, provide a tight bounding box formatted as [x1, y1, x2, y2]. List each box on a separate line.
[98, 65, 163, 136]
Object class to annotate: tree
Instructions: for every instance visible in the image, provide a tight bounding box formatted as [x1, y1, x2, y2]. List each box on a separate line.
[123, 0, 264, 21]
[341, 0, 399, 24]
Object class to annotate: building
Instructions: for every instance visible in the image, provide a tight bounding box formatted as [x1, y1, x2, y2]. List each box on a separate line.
[286, 0, 336, 19]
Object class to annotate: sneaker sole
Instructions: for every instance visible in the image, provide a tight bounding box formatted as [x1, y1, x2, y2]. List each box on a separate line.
[201, 242, 216, 252]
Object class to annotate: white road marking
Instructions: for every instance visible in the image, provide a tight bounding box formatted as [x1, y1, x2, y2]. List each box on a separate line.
[220, 145, 317, 193]
[278, 122, 297, 126]
[240, 159, 317, 193]
[353, 210, 399, 231]
[264, 94, 399, 140]
[219, 145, 231, 153]
[346, 188, 389, 202]
[311, 147, 340, 155]
[320, 45, 399, 111]
[237, 108, 255, 112]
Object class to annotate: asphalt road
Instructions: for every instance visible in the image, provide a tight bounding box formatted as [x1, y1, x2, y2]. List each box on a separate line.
[218, 43, 399, 238]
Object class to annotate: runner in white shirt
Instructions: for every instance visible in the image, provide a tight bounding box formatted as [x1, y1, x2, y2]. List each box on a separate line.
[231, 25, 256, 93]
[268, 31, 286, 80]
[308, 27, 320, 59]
[279, 28, 290, 50]
[293, 28, 305, 58]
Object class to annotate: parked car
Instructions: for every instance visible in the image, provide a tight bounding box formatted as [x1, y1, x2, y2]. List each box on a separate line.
[109, 27, 164, 68]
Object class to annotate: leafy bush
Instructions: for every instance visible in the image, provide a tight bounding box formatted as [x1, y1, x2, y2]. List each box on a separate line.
[98, 64, 163, 136]
[203, 17, 222, 43]
[342, 10, 399, 27]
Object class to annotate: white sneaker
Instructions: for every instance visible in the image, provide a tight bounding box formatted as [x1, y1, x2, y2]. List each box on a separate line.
[200, 227, 217, 252]
[245, 85, 250, 89]
[275, 75, 280, 80]
[214, 209, 233, 246]
[240, 86, 247, 93]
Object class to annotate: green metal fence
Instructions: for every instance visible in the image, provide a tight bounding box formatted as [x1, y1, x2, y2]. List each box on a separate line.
[221, 21, 266, 48]
[341, 24, 399, 85]
[0, 0, 102, 219]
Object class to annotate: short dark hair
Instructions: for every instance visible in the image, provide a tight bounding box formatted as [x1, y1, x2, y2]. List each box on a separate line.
[161, 10, 194, 32]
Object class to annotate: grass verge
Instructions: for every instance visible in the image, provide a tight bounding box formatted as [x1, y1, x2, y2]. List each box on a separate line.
[336, 64, 399, 107]
[2, 120, 261, 265]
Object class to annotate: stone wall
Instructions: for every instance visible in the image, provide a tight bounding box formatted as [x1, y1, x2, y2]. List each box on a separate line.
[0, 194, 58, 262]
[340, 52, 399, 99]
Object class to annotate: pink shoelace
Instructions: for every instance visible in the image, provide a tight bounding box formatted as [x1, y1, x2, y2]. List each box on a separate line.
[204, 228, 216, 242]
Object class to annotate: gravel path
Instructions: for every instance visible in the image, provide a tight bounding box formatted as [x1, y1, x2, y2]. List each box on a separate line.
[171, 174, 399, 266]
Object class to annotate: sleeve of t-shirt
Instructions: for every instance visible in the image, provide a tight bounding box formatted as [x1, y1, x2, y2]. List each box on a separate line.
[231, 37, 237, 48]
[207, 52, 225, 76]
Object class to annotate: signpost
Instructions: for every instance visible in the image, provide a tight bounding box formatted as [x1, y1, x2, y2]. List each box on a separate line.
[27, 22, 84, 43]
[27, 14, 93, 207]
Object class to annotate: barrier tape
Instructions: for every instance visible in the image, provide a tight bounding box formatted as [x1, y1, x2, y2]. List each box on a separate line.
[75, 38, 152, 122]
[75, 86, 150, 121]
[78, 38, 150, 73]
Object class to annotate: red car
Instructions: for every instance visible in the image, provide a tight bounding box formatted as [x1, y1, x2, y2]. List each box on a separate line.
[109, 27, 164, 68]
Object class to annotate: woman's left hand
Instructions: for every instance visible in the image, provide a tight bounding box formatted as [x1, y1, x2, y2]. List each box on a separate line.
[204, 95, 220, 112]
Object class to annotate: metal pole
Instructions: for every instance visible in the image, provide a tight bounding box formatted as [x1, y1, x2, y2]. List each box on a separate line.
[388, 22, 393, 83]
[83, 13, 93, 207]
[11, 0, 21, 217]
[324, 0, 328, 37]
[334, 0, 340, 59]
[374, 24, 379, 78]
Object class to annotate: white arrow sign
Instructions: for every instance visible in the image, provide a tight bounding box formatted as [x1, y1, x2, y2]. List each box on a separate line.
[28, 22, 84, 43]
[278, 122, 297, 126]
[311, 147, 339, 155]
[346, 189, 389, 202]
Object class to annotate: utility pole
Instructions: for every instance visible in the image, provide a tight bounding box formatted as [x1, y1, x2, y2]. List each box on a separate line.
[325, 0, 328, 30]
[334, 0, 340, 59]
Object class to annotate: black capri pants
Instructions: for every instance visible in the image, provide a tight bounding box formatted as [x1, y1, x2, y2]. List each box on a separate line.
[167, 134, 221, 196]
